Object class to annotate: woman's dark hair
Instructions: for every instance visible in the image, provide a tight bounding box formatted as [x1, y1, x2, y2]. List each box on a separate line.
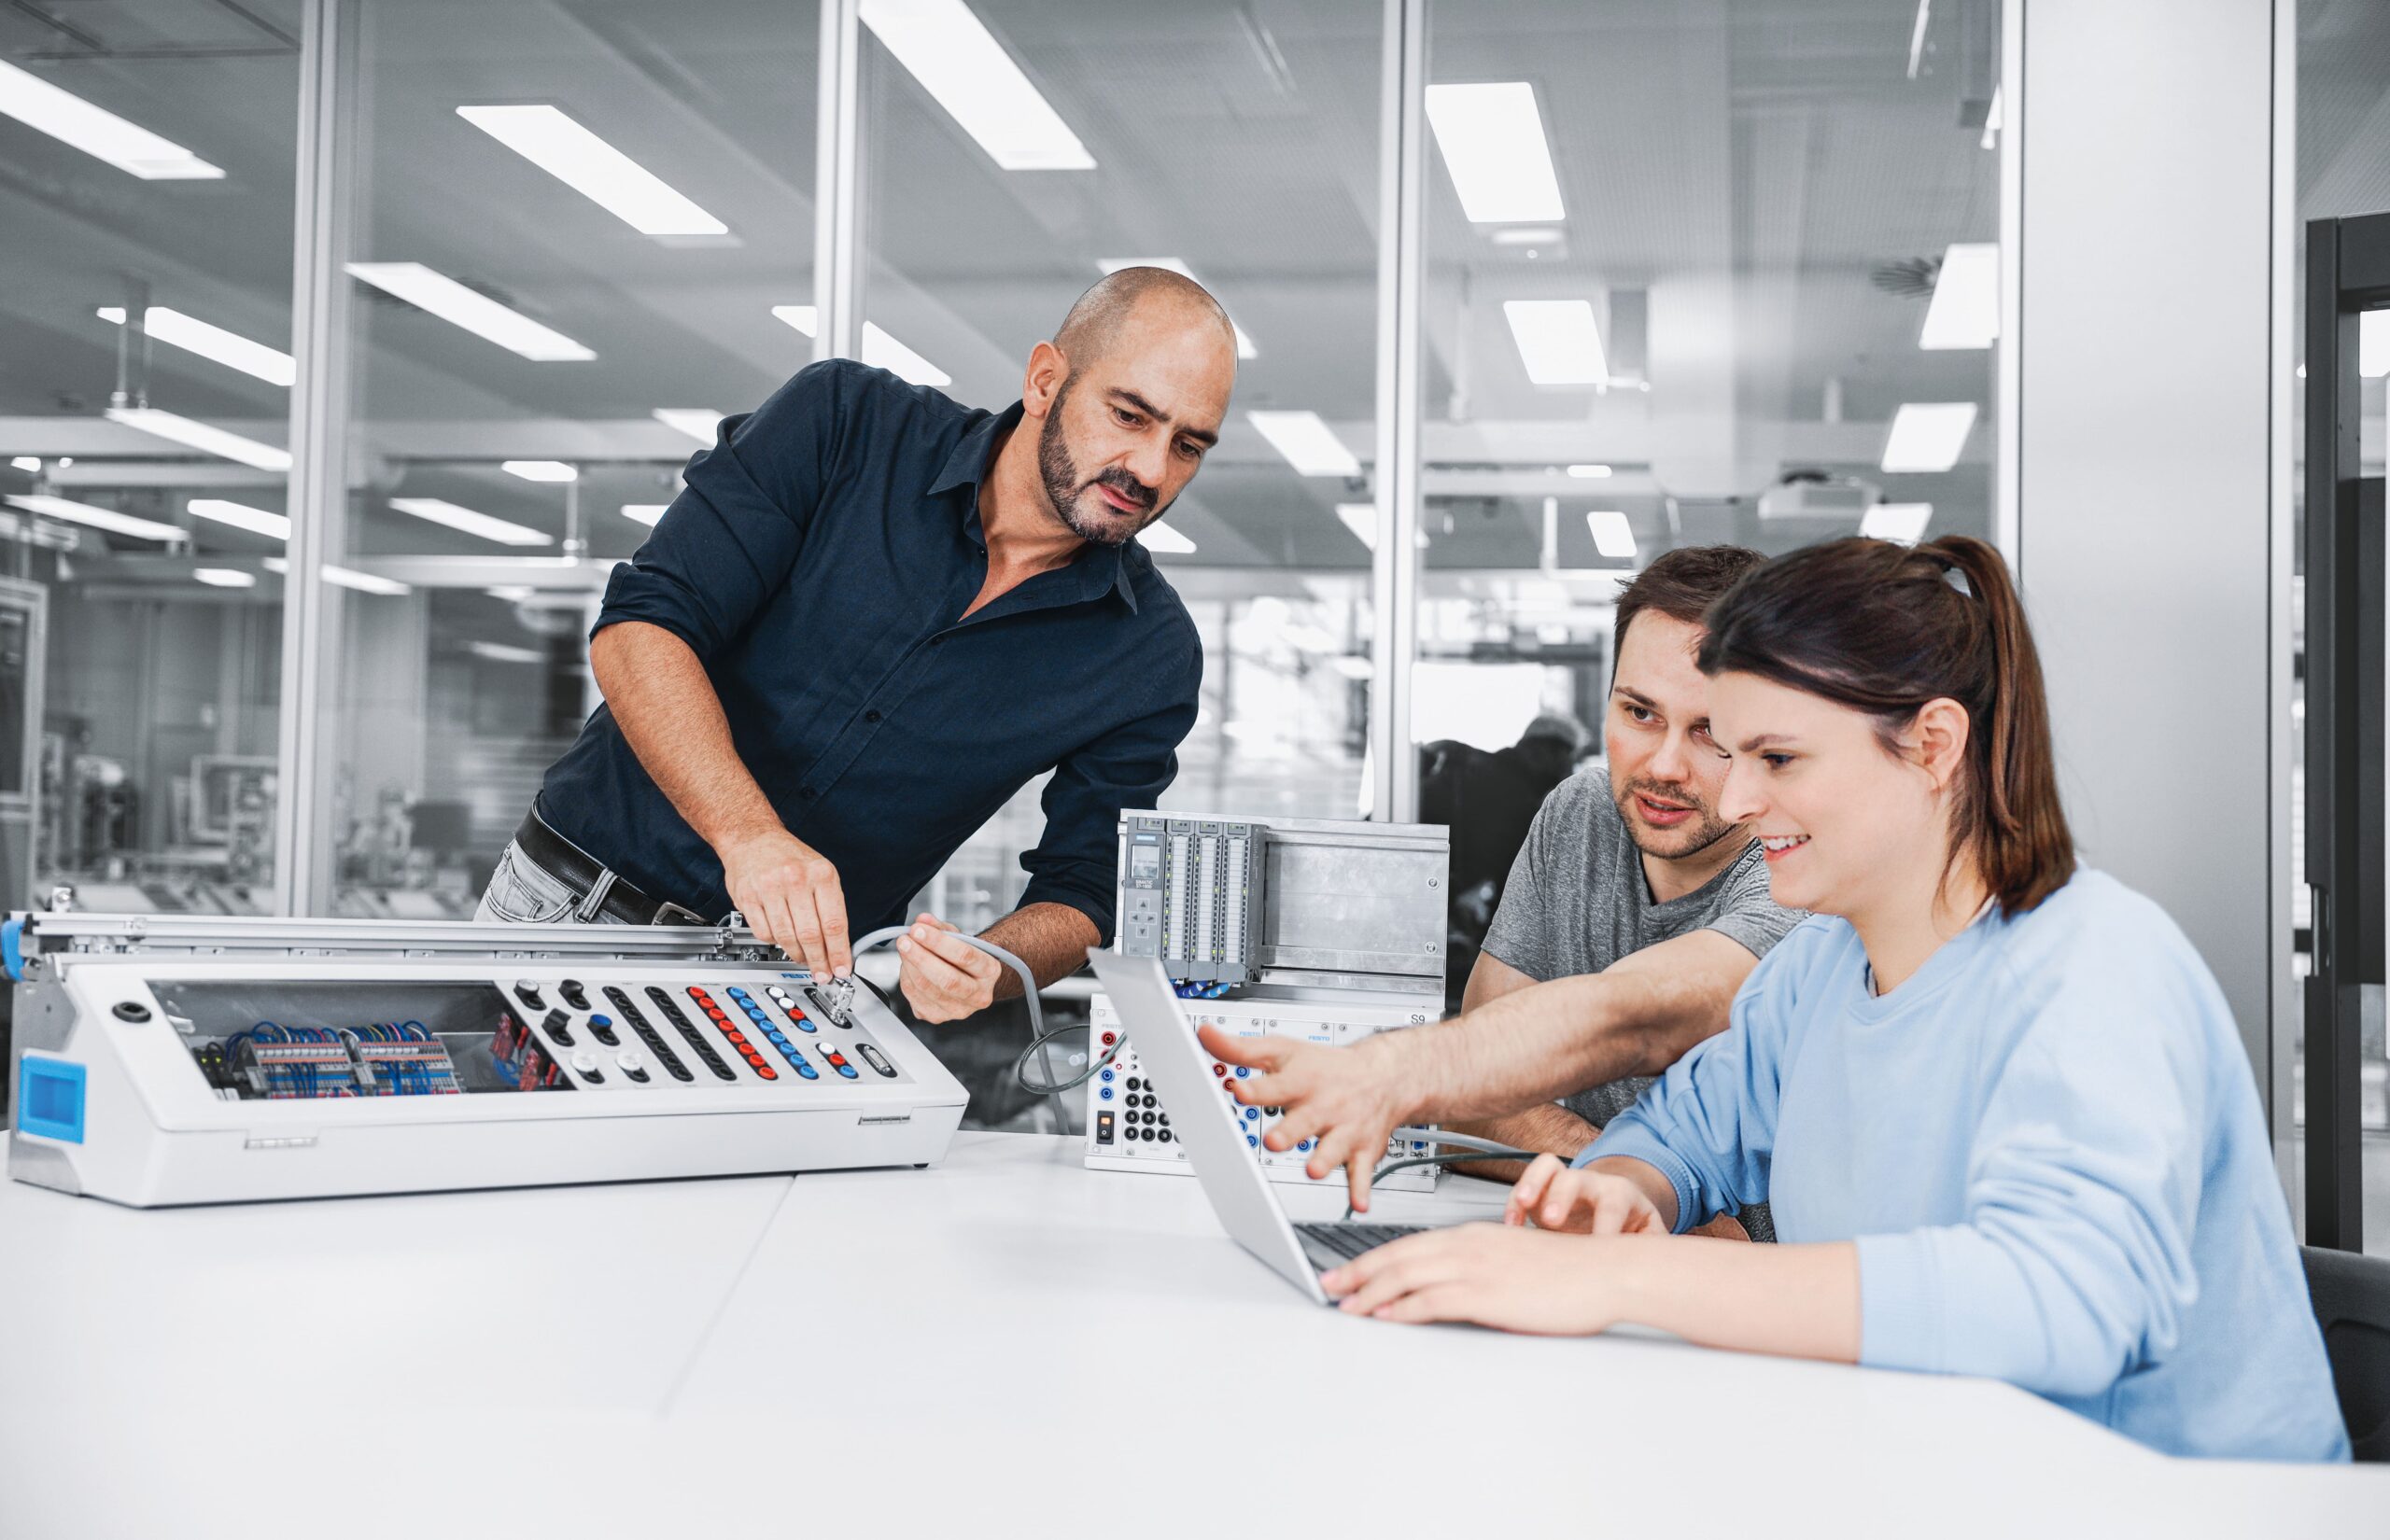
[1695, 534, 2074, 917]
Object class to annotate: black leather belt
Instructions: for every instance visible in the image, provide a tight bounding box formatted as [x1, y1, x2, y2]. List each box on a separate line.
[511, 805, 712, 926]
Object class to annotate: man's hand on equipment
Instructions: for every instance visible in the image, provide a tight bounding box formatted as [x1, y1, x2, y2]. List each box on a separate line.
[895, 913, 1004, 1023]
[719, 826, 852, 977]
[1198, 1026, 1420, 1214]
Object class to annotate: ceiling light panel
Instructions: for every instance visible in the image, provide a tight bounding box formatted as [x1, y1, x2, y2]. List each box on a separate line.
[387, 497, 553, 547]
[500, 460, 577, 483]
[104, 408, 291, 471]
[1425, 82, 1564, 223]
[1503, 300, 1608, 385]
[97, 306, 295, 387]
[6, 493, 184, 542]
[1880, 402, 1980, 473]
[1919, 243, 1999, 350]
[621, 504, 668, 526]
[768, 307, 949, 386]
[1247, 412, 1359, 477]
[1586, 510, 1636, 560]
[652, 409, 723, 444]
[860, 0, 1094, 171]
[468, 640, 547, 665]
[192, 567, 257, 588]
[1139, 524, 1196, 555]
[0, 60, 223, 179]
[321, 565, 411, 595]
[187, 499, 290, 539]
[1336, 502, 1377, 551]
[346, 262, 594, 361]
[1861, 502, 1934, 543]
[456, 105, 726, 237]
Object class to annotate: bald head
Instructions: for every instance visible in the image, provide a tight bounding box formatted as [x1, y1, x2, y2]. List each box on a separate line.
[1013, 267, 1236, 550]
[1053, 266, 1238, 371]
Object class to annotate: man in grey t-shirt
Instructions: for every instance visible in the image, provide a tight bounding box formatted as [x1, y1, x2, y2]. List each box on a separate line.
[1201, 545, 1805, 1224]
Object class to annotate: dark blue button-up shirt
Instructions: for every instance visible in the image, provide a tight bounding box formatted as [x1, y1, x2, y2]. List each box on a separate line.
[537, 358, 1202, 939]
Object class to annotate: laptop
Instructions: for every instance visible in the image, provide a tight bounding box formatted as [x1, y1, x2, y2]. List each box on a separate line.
[1087, 950, 1446, 1305]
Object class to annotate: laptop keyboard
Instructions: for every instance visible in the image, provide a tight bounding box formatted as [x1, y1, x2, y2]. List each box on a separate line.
[1293, 1221, 1426, 1269]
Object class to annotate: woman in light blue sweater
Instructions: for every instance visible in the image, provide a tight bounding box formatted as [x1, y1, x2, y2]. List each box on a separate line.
[1324, 535, 2346, 1463]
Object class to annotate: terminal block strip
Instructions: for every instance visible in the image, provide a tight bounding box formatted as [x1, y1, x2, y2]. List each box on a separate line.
[213, 1022, 465, 1099]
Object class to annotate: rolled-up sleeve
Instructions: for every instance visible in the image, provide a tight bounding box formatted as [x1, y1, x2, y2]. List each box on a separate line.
[596, 360, 850, 658]
[1015, 625, 1202, 942]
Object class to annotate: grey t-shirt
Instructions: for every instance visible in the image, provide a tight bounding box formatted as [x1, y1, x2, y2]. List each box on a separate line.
[1480, 767, 1804, 1237]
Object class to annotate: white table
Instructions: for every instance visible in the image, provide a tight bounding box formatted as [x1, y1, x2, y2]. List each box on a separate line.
[0, 1133, 2381, 1538]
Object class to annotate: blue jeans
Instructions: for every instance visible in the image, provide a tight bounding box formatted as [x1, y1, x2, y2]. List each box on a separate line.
[473, 839, 630, 926]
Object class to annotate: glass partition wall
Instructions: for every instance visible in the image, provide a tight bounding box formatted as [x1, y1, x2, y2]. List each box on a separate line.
[858, 0, 1385, 933]
[0, 10, 299, 914]
[322, 0, 819, 917]
[5, 3, 2022, 947]
[1416, 0, 2004, 765]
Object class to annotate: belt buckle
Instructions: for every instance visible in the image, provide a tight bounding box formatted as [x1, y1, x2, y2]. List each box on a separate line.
[651, 901, 709, 927]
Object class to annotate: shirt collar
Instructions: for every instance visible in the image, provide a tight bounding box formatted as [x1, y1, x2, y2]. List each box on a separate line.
[928, 401, 1020, 499]
[928, 399, 1142, 615]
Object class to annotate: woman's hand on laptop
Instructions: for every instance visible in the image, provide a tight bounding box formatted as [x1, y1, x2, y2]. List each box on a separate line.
[1503, 1154, 1668, 1236]
[1195, 1025, 1417, 1213]
[1318, 1224, 1626, 1333]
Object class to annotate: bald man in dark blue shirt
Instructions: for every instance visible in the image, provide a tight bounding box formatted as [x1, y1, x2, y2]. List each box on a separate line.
[486, 270, 1233, 1023]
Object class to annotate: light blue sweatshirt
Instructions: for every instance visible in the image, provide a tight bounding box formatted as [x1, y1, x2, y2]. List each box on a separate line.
[1582, 871, 2347, 1462]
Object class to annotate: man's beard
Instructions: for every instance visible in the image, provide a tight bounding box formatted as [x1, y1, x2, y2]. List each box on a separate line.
[1039, 380, 1160, 546]
[1610, 774, 1742, 862]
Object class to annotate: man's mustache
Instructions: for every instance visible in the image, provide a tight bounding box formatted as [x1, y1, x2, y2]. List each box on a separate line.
[1622, 777, 1708, 814]
[1087, 468, 1156, 512]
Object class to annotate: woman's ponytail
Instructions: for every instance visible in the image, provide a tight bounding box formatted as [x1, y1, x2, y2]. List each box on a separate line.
[1915, 536, 2074, 914]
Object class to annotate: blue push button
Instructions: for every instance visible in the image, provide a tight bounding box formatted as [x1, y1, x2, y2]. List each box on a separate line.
[589, 1014, 612, 1028]
[1245, 1134, 1258, 1148]
[1234, 1067, 1250, 1079]
[1099, 1086, 1114, 1100]
[793, 1061, 818, 1080]
[18, 1057, 86, 1144]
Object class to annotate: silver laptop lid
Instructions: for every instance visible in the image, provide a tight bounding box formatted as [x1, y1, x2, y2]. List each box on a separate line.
[1086, 950, 1328, 1304]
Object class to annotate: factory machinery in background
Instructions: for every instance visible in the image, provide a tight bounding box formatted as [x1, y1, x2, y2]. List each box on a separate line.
[1090, 812, 1451, 1193]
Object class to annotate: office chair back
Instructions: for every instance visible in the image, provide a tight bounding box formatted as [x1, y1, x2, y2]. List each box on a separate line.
[2303, 1245, 2390, 1463]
